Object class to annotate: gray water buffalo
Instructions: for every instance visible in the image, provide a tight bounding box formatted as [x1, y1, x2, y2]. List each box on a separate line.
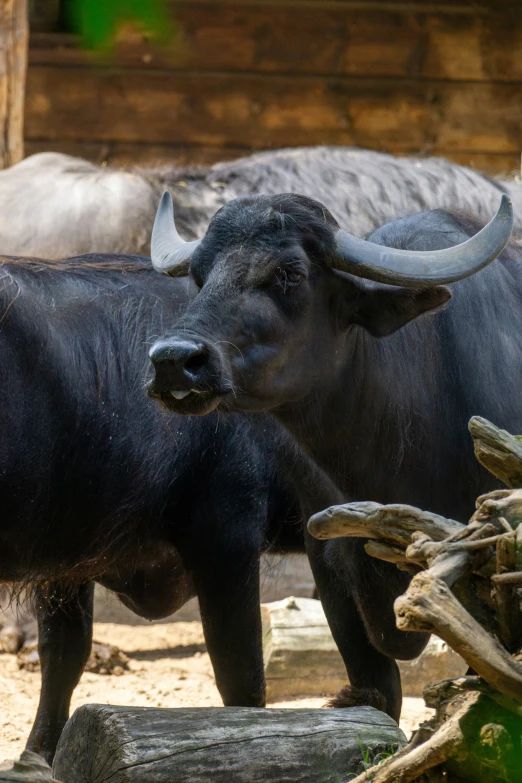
[0, 147, 520, 258]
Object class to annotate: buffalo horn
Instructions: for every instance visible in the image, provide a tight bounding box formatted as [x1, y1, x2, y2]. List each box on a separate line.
[151, 191, 202, 276]
[332, 194, 513, 287]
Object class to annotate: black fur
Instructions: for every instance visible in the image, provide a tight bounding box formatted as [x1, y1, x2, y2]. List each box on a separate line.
[149, 196, 522, 723]
[327, 685, 387, 713]
[0, 253, 303, 762]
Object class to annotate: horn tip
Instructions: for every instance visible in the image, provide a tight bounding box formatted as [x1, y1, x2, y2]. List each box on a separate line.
[497, 194, 514, 231]
[160, 189, 173, 205]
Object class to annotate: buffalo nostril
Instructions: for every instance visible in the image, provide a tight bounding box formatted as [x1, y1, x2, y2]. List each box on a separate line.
[184, 351, 208, 374]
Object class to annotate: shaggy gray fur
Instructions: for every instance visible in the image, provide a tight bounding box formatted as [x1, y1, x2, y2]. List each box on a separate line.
[0, 147, 519, 259]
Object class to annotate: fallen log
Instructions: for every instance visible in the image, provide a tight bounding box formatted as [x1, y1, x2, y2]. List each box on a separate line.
[52, 705, 406, 783]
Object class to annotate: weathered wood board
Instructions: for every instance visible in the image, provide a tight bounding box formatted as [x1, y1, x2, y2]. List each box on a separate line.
[0, 0, 28, 168]
[262, 596, 348, 698]
[24, 67, 522, 154]
[262, 597, 467, 699]
[53, 705, 406, 783]
[23, 2, 522, 173]
[29, 4, 522, 82]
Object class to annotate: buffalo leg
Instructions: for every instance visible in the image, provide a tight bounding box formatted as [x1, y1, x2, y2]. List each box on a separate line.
[344, 539, 429, 662]
[180, 475, 265, 710]
[26, 581, 94, 764]
[193, 544, 265, 707]
[305, 531, 403, 722]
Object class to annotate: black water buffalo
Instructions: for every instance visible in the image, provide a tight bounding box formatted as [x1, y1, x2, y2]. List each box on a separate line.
[147, 191, 517, 721]
[0, 253, 307, 763]
[0, 147, 521, 259]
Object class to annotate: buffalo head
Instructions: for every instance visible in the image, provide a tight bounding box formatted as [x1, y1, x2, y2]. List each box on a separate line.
[147, 191, 513, 415]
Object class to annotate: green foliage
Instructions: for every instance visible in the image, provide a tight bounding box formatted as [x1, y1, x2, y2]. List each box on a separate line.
[347, 740, 399, 780]
[67, 0, 173, 49]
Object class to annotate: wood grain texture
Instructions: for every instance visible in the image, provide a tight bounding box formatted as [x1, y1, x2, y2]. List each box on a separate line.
[29, 6, 522, 83]
[261, 596, 466, 699]
[23, 139, 249, 166]
[22, 140, 521, 175]
[24, 4, 522, 176]
[0, 0, 28, 167]
[469, 417, 522, 489]
[52, 705, 406, 783]
[262, 597, 347, 698]
[23, 66, 522, 154]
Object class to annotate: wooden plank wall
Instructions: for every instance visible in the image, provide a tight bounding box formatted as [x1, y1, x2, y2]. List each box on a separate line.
[25, 0, 522, 174]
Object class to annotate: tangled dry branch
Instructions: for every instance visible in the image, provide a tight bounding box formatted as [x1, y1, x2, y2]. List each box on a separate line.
[310, 418, 522, 782]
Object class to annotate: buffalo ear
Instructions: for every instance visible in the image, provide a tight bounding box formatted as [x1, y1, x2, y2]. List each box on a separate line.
[352, 285, 451, 337]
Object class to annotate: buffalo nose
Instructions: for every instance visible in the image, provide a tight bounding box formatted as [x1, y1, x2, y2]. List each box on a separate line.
[149, 339, 210, 387]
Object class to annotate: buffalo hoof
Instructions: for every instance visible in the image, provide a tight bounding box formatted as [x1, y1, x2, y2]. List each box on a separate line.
[0, 750, 61, 782]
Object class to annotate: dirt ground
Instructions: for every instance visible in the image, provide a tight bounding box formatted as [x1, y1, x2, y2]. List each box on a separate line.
[0, 621, 432, 763]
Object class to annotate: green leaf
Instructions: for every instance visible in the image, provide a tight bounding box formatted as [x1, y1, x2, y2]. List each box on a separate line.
[68, 0, 173, 50]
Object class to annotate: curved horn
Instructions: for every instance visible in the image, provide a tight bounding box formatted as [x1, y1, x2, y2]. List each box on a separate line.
[332, 194, 513, 287]
[151, 191, 203, 276]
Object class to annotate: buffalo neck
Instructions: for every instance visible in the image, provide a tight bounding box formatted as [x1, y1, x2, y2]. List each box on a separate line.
[269, 318, 467, 516]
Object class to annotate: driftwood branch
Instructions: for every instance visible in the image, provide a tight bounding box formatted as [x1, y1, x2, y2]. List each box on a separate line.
[491, 570, 522, 585]
[469, 416, 522, 488]
[348, 691, 478, 783]
[423, 675, 522, 719]
[472, 487, 522, 526]
[394, 571, 522, 702]
[307, 502, 463, 546]
[308, 418, 522, 782]
[495, 532, 521, 650]
[352, 683, 522, 783]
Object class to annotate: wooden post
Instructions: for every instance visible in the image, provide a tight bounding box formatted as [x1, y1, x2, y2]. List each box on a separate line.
[0, 0, 28, 168]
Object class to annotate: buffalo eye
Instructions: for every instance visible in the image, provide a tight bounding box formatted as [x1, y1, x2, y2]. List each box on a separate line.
[274, 266, 304, 294]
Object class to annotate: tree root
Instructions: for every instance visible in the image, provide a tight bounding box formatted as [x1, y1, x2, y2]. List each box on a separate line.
[395, 572, 522, 703]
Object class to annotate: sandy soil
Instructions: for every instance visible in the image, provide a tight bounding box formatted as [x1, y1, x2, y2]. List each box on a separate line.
[0, 621, 433, 763]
